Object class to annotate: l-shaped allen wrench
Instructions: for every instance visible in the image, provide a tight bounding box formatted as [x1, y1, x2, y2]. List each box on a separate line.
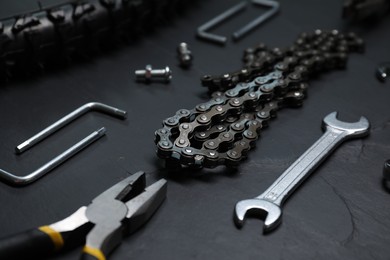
[232, 0, 280, 41]
[196, 1, 248, 45]
[16, 102, 127, 154]
[0, 127, 106, 186]
[196, 0, 280, 45]
[0, 102, 127, 186]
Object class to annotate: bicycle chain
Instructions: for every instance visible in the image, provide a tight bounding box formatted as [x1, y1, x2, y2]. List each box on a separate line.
[155, 29, 364, 169]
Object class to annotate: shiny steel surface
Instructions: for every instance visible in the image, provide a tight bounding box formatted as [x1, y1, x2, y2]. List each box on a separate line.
[234, 112, 370, 232]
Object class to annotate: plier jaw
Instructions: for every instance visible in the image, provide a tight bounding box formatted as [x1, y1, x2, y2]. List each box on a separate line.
[83, 171, 167, 259]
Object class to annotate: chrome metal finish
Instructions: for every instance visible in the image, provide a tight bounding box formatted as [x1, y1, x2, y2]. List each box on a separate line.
[135, 65, 172, 82]
[232, 0, 280, 41]
[234, 112, 370, 233]
[16, 102, 127, 154]
[0, 127, 106, 186]
[196, 1, 247, 45]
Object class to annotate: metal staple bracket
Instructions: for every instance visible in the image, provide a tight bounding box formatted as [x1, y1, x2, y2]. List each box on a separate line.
[0, 102, 127, 186]
[196, 0, 280, 45]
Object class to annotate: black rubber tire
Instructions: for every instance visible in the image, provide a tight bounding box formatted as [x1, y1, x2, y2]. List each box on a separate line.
[0, 0, 195, 82]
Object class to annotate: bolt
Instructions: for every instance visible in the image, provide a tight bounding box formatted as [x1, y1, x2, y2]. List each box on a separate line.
[135, 65, 172, 82]
[177, 42, 193, 68]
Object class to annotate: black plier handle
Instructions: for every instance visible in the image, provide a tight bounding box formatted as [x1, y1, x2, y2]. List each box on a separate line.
[0, 207, 91, 259]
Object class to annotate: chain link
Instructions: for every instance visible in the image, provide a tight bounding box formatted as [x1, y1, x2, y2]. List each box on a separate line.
[155, 29, 364, 169]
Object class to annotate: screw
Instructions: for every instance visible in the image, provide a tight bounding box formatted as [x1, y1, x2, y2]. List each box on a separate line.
[177, 42, 193, 68]
[135, 65, 172, 82]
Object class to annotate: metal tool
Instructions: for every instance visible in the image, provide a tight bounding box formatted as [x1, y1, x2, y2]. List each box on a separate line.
[196, 0, 280, 45]
[177, 42, 193, 68]
[196, 1, 247, 45]
[0, 127, 106, 186]
[135, 65, 172, 82]
[383, 159, 390, 180]
[232, 0, 280, 41]
[155, 30, 365, 169]
[16, 102, 127, 154]
[234, 112, 370, 233]
[0, 171, 167, 259]
[376, 62, 390, 82]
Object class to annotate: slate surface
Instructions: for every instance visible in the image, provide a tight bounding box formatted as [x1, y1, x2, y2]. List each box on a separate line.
[0, 0, 389, 259]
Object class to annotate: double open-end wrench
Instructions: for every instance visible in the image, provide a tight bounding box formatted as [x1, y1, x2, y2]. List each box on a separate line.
[234, 112, 370, 233]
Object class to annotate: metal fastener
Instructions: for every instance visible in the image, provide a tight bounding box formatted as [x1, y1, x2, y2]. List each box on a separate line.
[177, 42, 193, 68]
[135, 65, 172, 82]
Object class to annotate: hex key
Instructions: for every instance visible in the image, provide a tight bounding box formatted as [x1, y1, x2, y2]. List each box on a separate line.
[197, 1, 248, 45]
[0, 127, 106, 186]
[16, 102, 127, 154]
[232, 0, 280, 41]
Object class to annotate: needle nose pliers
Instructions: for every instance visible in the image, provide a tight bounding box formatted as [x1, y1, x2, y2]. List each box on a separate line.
[0, 171, 167, 260]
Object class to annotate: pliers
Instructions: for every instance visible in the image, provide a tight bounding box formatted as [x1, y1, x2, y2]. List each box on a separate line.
[0, 171, 167, 260]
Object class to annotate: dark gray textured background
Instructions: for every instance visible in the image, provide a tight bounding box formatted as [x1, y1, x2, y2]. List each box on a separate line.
[0, 0, 389, 259]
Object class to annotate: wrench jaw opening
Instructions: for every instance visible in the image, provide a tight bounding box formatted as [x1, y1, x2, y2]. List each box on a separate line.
[234, 199, 282, 233]
[323, 112, 370, 139]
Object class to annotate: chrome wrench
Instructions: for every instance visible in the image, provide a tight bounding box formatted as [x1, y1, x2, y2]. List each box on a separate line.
[234, 111, 370, 233]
